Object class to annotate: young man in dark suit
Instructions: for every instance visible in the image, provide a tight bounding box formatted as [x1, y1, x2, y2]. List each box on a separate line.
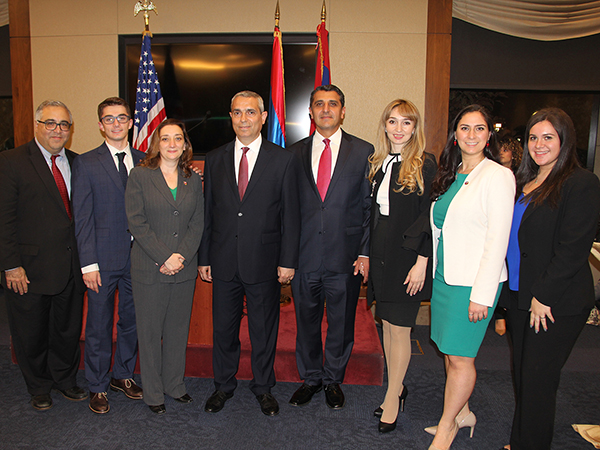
[0, 100, 87, 410]
[288, 85, 373, 409]
[198, 91, 300, 416]
[72, 97, 145, 414]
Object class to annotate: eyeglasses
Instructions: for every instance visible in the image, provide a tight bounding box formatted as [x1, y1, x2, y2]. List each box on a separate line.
[101, 115, 131, 124]
[37, 120, 72, 131]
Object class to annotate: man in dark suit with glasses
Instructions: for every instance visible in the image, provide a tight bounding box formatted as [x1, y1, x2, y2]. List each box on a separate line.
[0, 100, 87, 410]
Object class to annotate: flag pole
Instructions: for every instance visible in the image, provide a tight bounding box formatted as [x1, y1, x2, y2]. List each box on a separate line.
[132, 0, 166, 153]
[134, 0, 158, 37]
[267, 0, 286, 148]
[310, 1, 331, 134]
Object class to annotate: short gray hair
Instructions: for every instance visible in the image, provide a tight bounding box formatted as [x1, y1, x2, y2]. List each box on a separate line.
[35, 100, 73, 123]
[230, 91, 265, 113]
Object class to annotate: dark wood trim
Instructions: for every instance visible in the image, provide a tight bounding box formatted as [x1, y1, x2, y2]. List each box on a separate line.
[425, 0, 453, 158]
[9, 0, 33, 147]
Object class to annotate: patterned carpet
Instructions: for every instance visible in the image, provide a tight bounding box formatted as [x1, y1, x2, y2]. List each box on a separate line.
[1, 288, 598, 449]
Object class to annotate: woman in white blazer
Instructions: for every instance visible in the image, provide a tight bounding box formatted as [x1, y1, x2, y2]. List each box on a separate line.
[425, 105, 515, 450]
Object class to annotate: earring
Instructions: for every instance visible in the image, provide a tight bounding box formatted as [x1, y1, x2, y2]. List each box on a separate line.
[453, 139, 457, 146]
[486, 141, 490, 147]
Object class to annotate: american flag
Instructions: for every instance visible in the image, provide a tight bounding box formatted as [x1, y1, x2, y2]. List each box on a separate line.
[132, 34, 166, 153]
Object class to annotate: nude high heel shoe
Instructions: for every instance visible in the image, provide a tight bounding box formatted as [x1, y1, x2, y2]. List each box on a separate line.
[424, 411, 476, 438]
[428, 420, 459, 450]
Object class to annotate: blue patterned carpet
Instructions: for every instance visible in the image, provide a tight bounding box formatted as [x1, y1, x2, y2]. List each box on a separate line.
[1, 289, 598, 449]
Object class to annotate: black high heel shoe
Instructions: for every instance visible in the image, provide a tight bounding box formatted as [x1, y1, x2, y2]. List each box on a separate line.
[377, 386, 408, 433]
[373, 385, 408, 418]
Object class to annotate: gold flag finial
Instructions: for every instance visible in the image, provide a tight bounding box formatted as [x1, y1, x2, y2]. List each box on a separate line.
[134, 0, 158, 36]
[275, 1, 280, 28]
[321, 1, 326, 23]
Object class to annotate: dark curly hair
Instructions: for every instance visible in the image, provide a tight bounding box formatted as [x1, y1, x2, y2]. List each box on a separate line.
[430, 105, 500, 200]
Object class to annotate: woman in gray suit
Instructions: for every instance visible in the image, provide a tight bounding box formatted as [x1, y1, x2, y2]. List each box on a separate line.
[125, 119, 204, 414]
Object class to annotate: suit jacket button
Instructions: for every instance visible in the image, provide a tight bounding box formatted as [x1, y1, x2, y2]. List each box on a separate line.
[521, 252, 527, 258]
[173, 232, 178, 237]
[173, 210, 179, 215]
[238, 212, 243, 217]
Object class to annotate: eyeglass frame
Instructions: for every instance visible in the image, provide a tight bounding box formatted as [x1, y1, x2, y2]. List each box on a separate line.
[36, 120, 72, 132]
[100, 114, 131, 125]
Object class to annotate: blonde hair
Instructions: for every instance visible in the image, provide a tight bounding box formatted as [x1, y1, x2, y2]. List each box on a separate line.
[368, 99, 426, 195]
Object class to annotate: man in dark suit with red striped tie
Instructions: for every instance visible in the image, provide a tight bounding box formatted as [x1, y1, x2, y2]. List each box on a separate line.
[288, 85, 373, 409]
[0, 100, 87, 411]
[198, 91, 300, 417]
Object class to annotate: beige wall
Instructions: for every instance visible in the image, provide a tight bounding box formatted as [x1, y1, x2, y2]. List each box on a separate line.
[29, 0, 428, 153]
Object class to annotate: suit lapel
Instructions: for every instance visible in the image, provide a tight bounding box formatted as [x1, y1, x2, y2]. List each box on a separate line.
[325, 131, 352, 200]
[131, 148, 144, 166]
[241, 142, 271, 203]
[175, 169, 189, 206]
[97, 144, 125, 193]
[149, 167, 178, 208]
[222, 142, 240, 202]
[300, 136, 321, 200]
[28, 141, 70, 218]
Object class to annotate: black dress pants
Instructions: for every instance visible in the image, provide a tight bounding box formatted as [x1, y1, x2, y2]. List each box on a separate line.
[507, 290, 589, 450]
[5, 274, 83, 396]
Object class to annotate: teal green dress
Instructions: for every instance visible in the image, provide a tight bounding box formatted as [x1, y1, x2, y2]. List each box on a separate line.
[430, 173, 501, 358]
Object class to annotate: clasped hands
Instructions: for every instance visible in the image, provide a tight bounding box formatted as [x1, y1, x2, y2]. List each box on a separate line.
[160, 253, 185, 276]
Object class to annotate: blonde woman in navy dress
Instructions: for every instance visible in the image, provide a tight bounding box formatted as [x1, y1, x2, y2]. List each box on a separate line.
[426, 105, 515, 450]
[367, 99, 437, 433]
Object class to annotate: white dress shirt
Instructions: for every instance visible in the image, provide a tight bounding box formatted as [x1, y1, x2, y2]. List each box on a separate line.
[35, 138, 71, 196]
[234, 135, 262, 183]
[376, 153, 402, 216]
[106, 141, 134, 174]
[311, 127, 342, 182]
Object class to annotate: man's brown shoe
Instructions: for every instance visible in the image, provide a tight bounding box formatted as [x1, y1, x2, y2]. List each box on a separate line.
[110, 378, 143, 399]
[89, 392, 110, 414]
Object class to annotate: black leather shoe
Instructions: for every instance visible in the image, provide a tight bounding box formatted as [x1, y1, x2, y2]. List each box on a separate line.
[174, 393, 193, 404]
[149, 404, 166, 414]
[379, 419, 397, 433]
[324, 383, 345, 409]
[204, 390, 233, 413]
[55, 386, 88, 401]
[256, 393, 279, 416]
[374, 385, 408, 418]
[31, 394, 53, 410]
[289, 383, 322, 406]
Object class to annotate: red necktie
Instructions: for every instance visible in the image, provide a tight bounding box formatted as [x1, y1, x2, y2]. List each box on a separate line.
[51, 154, 72, 219]
[238, 147, 250, 200]
[316, 138, 331, 201]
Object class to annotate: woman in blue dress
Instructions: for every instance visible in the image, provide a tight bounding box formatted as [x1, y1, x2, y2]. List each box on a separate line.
[426, 105, 515, 450]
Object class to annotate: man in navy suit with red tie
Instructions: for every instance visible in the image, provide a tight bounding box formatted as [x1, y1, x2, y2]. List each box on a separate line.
[0, 100, 87, 410]
[72, 97, 145, 414]
[288, 85, 373, 409]
[199, 91, 300, 416]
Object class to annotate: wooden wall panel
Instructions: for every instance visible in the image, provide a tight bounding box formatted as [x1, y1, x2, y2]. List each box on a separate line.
[425, 0, 453, 157]
[8, 0, 33, 147]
